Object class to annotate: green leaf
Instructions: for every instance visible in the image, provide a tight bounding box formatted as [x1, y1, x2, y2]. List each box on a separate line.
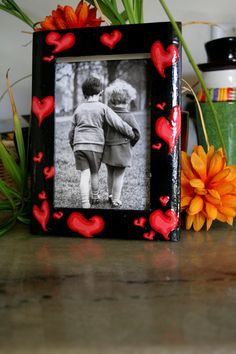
[133, 0, 143, 23]
[17, 216, 30, 224]
[93, 0, 125, 24]
[0, 216, 17, 237]
[2, 0, 34, 27]
[121, 0, 136, 23]
[0, 199, 14, 211]
[0, 139, 22, 190]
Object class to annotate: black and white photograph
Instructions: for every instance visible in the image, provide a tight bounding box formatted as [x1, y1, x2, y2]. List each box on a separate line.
[54, 57, 151, 210]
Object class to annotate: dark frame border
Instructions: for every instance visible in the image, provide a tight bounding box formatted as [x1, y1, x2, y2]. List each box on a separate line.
[31, 22, 181, 241]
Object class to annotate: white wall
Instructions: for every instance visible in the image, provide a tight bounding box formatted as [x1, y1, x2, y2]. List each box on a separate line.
[0, 0, 236, 118]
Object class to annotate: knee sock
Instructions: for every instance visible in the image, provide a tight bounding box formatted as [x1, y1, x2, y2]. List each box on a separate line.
[106, 165, 114, 197]
[80, 169, 91, 208]
[112, 168, 126, 203]
[91, 172, 99, 199]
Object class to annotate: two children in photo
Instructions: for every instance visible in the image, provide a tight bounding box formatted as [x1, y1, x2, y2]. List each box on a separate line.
[69, 76, 140, 208]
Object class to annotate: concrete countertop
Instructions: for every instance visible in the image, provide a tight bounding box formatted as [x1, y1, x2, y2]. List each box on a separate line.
[0, 223, 236, 354]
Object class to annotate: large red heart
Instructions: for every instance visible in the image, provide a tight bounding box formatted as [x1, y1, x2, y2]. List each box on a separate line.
[149, 209, 179, 241]
[100, 30, 122, 49]
[46, 32, 76, 53]
[151, 41, 179, 78]
[67, 213, 104, 238]
[32, 96, 54, 127]
[155, 105, 181, 155]
[32, 200, 50, 232]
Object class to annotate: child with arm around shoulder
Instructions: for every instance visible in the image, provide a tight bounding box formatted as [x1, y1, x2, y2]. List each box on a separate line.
[68, 76, 135, 209]
[103, 79, 141, 208]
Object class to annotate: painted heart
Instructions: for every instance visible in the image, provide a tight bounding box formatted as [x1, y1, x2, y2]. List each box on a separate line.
[67, 212, 104, 238]
[143, 230, 156, 241]
[100, 30, 122, 49]
[152, 143, 162, 150]
[156, 102, 166, 110]
[46, 32, 76, 53]
[32, 96, 54, 127]
[159, 195, 170, 206]
[43, 166, 55, 180]
[149, 209, 179, 241]
[33, 151, 43, 163]
[32, 200, 50, 232]
[38, 190, 47, 200]
[155, 105, 181, 155]
[134, 216, 146, 228]
[151, 40, 179, 78]
[53, 211, 64, 220]
[42, 55, 55, 62]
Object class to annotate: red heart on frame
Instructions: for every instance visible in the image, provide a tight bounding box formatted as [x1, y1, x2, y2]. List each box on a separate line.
[53, 211, 63, 220]
[32, 200, 50, 232]
[152, 143, 162, 150]
[143, 230, 156, 241]
[100, 30, 122, 49]
[155, 105, 181, 155]
[32, 96, 54, 127]
[151, 41, 179, 78]
[46, 32, 76, 53]
[149, 209, 179, 241]
[67, 212, 104, 238]
[42, 55, 55, 62]
[159, 195, 170, 206]
[156, 102, 166, 110]
[33, 151, 43, 163]
[38, 190, 47, 200]
[134, 216, 146, 228]
[43, 166, 55, 180]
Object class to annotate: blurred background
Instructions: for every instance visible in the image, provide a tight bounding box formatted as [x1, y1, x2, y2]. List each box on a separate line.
[0, 0, 236, 141]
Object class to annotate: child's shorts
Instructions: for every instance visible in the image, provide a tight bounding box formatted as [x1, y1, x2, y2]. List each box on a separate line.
[74, 150, 102, 173]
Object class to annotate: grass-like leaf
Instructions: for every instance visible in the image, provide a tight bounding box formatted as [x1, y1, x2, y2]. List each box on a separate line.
[0, 216, 17, 237]
[0, 139, 22, 189]
[121, 0, 136, 23]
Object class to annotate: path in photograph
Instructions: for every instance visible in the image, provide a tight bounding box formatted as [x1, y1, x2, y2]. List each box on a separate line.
[54, 112, 150, 210]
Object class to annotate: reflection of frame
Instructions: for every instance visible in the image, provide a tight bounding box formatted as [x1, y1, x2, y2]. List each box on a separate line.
[31, 23, 181, 241]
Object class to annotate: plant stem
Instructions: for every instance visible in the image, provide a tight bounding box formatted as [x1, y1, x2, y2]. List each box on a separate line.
[158, 0, 227, 157]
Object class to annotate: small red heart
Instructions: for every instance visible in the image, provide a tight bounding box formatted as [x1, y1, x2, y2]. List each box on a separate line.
[43, 166, 55, 180]
[33, 151, 43, 163]
[53, 211, 63, 220]
[100, 30, 122, 49]
[152, 143, 162, 150]
[155, 105, 181, 155]
[151, 41, 179, 78]
[159, 196, 170, 206]
[32, 200, 50, 232]
[38, 190, 47, 200]
[134, 217, 146, 228]
[149, 209, 179, 241]
[143, 230, 156, 241]
[156, 102, 166, 110]
[42, 55, 54, 62]
[32, 96, 54, 127]
[67, 212, 104, 238]
[46, 32, 76, 53]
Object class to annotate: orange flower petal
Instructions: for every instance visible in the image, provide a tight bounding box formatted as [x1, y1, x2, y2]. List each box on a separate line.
[194, 145, 207, 164]
[76, 1, 89, 27]
[221, 195, 236, 208]
[227, 217, 234, 226]
[190, 178, 205, 189]
[194, 188, 207, 195]
[40, 16, 57, 30]
[181, 152, 196, 180]
[217, 211, 227, 222]
[188, 195, 204, 215]
[214, 183, 234, 195]
[191, 152, 207, 181]
[205, 193, 222, 206]
[206, 145, 215, 170]
[64, 5, 79, 28]
[209, 168, 231, 185]
[218, 206, 236, 217]
[186, 214, 194, 230]
[206, 218, 213, 231]
[205, 202, 218, 220]
[193, 212, 205, 231]
[207, 151, 224, 181]
[207, 189, 221, 200]
[181, 196, 192, 209]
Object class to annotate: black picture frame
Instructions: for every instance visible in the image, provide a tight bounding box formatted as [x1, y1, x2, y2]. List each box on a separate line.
[31, 22, 182, 241]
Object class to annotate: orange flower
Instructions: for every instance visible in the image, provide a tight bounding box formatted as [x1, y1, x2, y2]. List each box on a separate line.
[37, 1, 102, 31]
[181, 145, 236, 231]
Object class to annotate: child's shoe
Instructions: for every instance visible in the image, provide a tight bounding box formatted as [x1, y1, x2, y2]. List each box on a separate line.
[91, 195, 101, 205]
[108, 195, 113, 205]
[111, 200, 122, 208]
[82, 202, 91, 208]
